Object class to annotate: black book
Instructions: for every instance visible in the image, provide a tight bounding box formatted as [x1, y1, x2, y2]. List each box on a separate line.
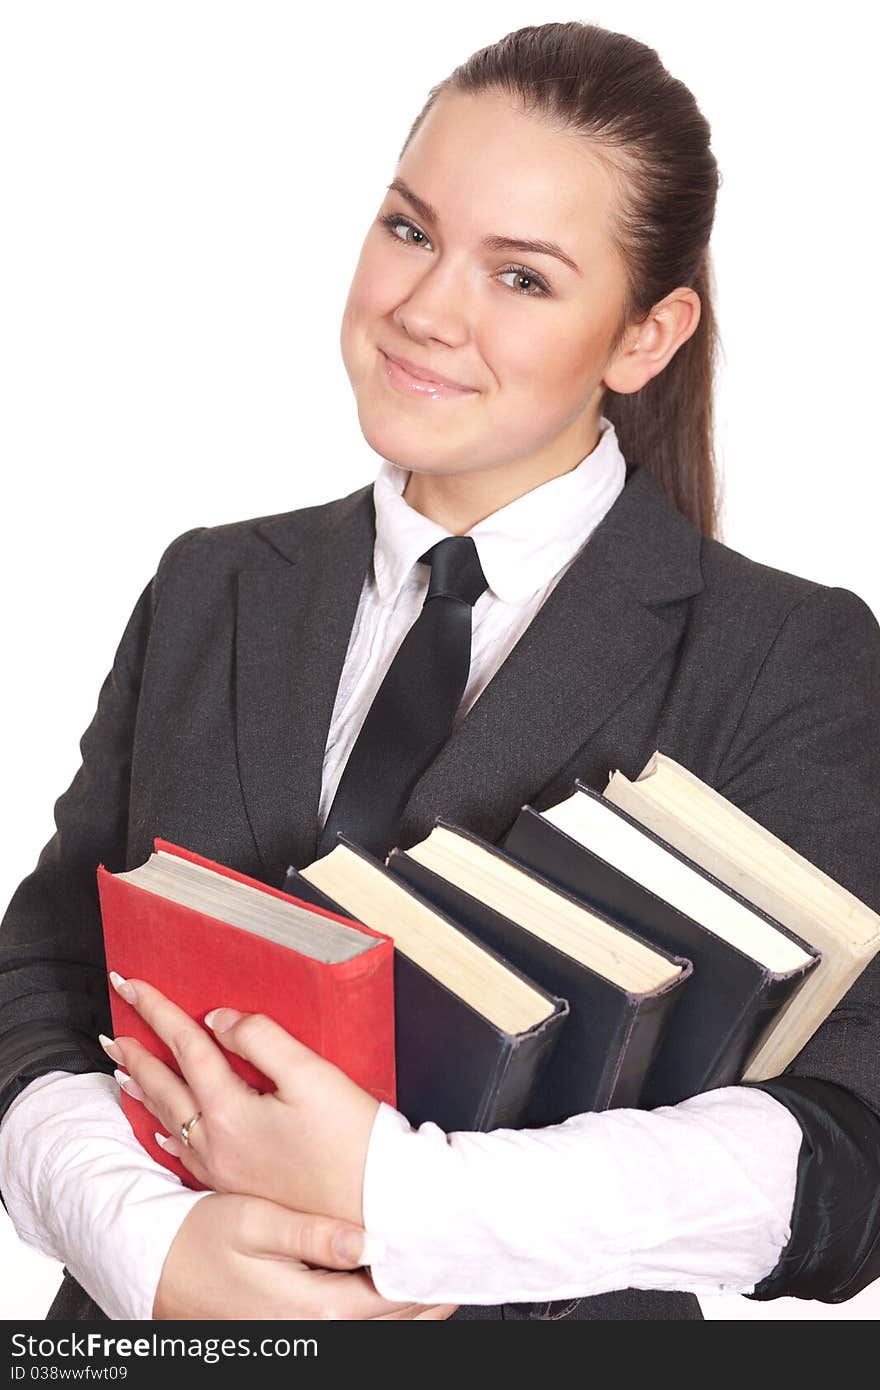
[502, 782, 820, 1106]
[283, 839, 568, 1133]
[384, 820, 691, 1125]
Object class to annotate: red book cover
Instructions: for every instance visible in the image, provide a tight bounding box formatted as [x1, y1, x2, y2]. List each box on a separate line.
[99, 837, 396, 1190]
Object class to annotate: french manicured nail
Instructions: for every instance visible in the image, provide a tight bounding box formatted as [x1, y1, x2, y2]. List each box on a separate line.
[114, 1067, 145, 1101]
[109, 970, 137, 1004]
[332, 1229, 386, 1265]
[98, 1033, 124, 1064]
[204, 1008, 242, 1033]
[332, 1228, 366, 1264]
[154, 1131, 172, 1151]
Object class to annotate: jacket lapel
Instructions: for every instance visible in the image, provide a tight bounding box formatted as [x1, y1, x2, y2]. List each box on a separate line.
[235, 484, 376, 882]
[234, 465, 704, 884]
[396, 464, 704, 850]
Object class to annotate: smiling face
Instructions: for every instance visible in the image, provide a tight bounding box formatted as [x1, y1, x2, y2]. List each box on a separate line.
[339, 88, 640, 503]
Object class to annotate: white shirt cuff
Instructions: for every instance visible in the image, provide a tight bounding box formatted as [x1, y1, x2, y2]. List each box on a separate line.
[361, 1087, 802, 1305]
[0, 1070, 212, 1320]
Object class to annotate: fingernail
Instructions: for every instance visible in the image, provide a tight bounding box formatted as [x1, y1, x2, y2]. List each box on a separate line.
[204, 1008, 242, 1033]
[114, 1067, 145, 1101]
[98, 1033, 124, 1064]
[109, 970, 137, 1004]
[332, 1228, 366, 1264]
[332, 1229, 386, 1265]
[154, 1131, 172, 1150]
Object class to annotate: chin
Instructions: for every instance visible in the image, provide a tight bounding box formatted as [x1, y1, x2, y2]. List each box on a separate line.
[353, 396, 465, 472]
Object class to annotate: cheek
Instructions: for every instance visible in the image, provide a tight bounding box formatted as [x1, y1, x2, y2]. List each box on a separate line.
[346, 241, 404, 322]
[489, 315, 605, 415]
[340, 250, 403, 372]
[340, 268, 373, 348]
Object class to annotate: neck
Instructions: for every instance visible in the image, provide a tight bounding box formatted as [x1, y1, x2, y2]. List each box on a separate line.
[402, 419, 603, 535]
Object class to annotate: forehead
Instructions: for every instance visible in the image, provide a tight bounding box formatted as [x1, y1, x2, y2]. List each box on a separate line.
[394, 90, 620, 256]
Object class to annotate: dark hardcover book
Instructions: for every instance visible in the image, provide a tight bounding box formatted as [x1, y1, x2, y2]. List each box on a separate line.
[502, 787, 820, 1106]
[384, 820, 691, 1126]
[283, 848, 569, 1134]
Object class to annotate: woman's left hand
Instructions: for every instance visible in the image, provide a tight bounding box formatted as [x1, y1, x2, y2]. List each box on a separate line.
[103, 970, 380, 1227]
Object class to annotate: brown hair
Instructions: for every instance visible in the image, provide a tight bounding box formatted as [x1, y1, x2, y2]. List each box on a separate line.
[398, 20, 722, 537]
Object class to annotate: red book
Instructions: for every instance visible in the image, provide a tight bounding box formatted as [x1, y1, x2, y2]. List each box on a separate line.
[99, 837, 395, 1190]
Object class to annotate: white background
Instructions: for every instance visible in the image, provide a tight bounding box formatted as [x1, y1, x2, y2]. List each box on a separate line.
[1, 0, 878, 1320]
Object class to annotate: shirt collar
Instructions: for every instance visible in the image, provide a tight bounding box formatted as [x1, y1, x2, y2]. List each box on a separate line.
[371, 415, 627, 606]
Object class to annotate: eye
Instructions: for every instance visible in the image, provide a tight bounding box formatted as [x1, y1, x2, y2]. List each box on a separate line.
[497, 266, 550, 298]
[378, 213, 433, 251]
[377, 212, 552, 298]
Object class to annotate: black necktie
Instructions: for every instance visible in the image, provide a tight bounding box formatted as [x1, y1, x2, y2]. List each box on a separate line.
[316, 535, 489, 860]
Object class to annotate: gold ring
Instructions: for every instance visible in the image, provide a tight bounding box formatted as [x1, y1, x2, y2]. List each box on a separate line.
[180, 1111, 203, 1147]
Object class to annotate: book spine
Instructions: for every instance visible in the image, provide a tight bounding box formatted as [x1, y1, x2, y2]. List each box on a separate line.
[473, 1001, 568, 1132]
[505, 806, 809, 1106]
[597, 975, 688, 1110]
[644, 972, 794, 1107]
[322, 944, 397, 1109]
[738, 962, 818, 1082]
[386, 851, 671, 1126]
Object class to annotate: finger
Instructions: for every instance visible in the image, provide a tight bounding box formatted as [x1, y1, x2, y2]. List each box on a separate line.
[379, 1304, 459, 1320]
[240, 1203, 425, 1319]
[239, 1200, 376, 1271]
[109, 971, 254, 1111]
[304, 1271, 433, 1321]
[152, 1124, 213, 1187]
[225, 1196, 449, 1321]
[110, 1035, 197, 1141]
[104, 1039, 214, 1185]
[203, 1007, 329, 1100]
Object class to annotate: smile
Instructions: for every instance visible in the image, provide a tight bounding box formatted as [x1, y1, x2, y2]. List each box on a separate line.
[379, 350, 479, 400]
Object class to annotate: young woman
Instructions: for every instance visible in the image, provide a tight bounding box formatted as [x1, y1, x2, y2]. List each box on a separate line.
[1, 21, 878, 1323]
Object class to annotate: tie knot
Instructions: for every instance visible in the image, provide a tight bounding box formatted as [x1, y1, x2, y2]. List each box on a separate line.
[418, 535, 488, 607]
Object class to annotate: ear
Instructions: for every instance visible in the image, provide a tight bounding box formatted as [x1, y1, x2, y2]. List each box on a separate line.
[603, 288, 702, 396]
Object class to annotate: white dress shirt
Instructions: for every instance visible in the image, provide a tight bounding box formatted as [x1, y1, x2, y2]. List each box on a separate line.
[0, 417, 803, 1317]
[319, 415, 628, 826]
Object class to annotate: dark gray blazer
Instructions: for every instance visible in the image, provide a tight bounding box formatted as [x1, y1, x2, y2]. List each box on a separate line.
[2, 462, 879, 1322]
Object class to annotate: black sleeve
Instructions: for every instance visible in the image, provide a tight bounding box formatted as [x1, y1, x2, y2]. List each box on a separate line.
[0, 527, 204, 1213]
[714, 584, 880, 1302]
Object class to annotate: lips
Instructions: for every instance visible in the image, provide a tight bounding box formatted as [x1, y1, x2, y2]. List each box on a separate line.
[380, 349, 474, 391]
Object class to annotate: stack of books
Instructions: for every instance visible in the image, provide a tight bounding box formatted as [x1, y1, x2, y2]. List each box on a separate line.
[98, 751, 880, 1191]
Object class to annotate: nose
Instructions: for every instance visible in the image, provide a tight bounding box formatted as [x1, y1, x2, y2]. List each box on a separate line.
[392, 255, 473, 348]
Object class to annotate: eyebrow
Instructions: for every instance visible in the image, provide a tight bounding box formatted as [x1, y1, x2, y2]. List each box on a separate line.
[385, 178, 582, 276]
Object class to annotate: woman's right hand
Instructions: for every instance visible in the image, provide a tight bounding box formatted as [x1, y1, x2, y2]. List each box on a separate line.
[152, 1191, 458, 1320]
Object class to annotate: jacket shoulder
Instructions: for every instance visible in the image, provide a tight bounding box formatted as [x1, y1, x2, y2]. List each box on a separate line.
[696, 530, 877, 642]
[152, 482, 375, 592]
